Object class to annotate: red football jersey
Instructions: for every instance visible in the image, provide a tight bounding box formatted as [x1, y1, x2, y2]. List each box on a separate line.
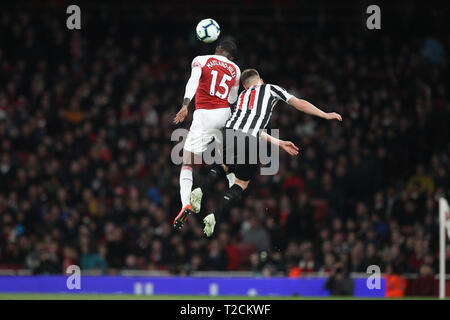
[191, 55, 241, 110]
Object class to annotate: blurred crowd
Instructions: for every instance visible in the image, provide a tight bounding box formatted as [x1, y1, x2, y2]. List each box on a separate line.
[0, 5, 449, 282]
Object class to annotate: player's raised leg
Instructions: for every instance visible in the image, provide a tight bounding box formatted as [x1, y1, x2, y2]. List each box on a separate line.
[173, 149, 195, 230]
[173, 108, 209, 229]
[204, 178, 249, 237]
[180, 151, 194, 208]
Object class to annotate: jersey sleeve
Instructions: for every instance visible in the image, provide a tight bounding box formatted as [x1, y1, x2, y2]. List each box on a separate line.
[183, 57, 203, 100]
[228, 66, 241, 105]
[191, 56, 203, 69]
[269, 84, 293, 103]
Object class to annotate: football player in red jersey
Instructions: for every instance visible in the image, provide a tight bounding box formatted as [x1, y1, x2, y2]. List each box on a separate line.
[172, 39, 241, 230]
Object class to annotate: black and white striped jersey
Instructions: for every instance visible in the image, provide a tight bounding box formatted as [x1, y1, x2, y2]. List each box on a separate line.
[225, 84, 293, 137]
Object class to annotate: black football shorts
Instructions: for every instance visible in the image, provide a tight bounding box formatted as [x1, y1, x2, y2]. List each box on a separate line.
[221, 128, 260, 182]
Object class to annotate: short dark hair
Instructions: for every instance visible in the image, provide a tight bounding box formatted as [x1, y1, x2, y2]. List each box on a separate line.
[241, 69, 260, 86]
[216, 39, 237, 60]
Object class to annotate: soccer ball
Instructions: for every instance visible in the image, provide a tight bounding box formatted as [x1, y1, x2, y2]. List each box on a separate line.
[196, 18, 220, 43]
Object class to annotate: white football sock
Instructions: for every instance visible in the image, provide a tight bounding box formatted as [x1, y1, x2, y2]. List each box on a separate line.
[226, 173, 235, 188]
[179, 166, 193, 208]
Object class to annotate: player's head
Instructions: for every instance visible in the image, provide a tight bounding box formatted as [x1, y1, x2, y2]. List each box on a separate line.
[215, 39, 237, 61]
[241, 69, 263, 89]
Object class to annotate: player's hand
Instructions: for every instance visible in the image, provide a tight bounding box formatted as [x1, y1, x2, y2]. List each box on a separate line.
[280, 140, 299, 156]
[173, 106, 188, 124]
[326, 112, 342, 121]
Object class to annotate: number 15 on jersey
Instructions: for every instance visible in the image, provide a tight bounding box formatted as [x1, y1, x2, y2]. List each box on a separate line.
[209, 70, 232, 99]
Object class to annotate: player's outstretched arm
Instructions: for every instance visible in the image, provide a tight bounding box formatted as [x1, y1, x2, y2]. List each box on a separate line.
[260, 131, 299, 156]
[173, 63, 202, 124]
[287, 97, 342, 121]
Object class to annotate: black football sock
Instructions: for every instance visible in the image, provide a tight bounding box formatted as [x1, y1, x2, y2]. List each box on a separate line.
[202, 165, 227, 190]
[214, 184, 244, 224]
[199, 165, 227, 201]
[195, 165, 228, 219]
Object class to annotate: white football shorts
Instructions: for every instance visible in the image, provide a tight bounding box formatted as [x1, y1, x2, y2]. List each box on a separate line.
[184, 108, 231, 154]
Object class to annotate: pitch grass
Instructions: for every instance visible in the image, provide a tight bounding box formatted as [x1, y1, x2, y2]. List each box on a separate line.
[0, 294, 445, 300]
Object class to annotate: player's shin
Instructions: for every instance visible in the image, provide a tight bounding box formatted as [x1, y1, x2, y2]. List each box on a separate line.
[205, 164, 227, 189]
[179, 165, 193, 208]
[214, 184, 243, 224]
[204, 184, 243, 236]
